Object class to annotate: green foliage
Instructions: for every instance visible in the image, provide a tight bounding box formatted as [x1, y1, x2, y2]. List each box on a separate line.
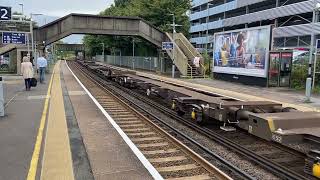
[312, 56, 320, 93]
[83, 35, 158, 57]
[114, 0, 131, 7]
[102, 0, 190, 35]
[202, 53, 212, 75]
[290, 64, 307, 90]
[290, 56, 320, 94]
[84, 0, 191, 57]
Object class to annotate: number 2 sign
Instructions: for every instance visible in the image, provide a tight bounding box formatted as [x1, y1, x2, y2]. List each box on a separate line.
[0, 6, 11, 21]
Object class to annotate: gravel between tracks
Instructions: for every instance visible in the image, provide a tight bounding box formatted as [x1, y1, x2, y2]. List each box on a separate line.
[71, 64, 221, 179]
[114, 87, 280, 179]
[72, 62, 281, 179]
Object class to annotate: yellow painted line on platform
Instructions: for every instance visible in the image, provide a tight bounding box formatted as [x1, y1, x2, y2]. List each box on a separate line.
[26, 64, 55, 180]
[40, 61, 74, 180]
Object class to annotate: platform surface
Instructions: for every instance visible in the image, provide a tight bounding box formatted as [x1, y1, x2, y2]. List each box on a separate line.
[0, 61, 155, 180]
[0, 73, 51, 180]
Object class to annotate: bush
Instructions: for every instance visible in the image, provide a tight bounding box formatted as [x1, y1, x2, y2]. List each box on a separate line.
[202, 53, 211, 75]
[290, 64, 307, 90]
[290, 56, 320, 93]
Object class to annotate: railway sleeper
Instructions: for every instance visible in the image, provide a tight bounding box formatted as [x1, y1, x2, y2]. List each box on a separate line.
[79, 60, 320, 179]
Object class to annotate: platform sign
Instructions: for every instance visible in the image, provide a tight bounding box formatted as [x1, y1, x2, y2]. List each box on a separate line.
[2, 32, 26, 44]
[0, 6, 12, 20]
[162, 42, 174, 50]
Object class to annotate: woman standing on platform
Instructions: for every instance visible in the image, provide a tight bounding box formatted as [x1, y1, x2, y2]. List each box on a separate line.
[21, 56, 34, 91]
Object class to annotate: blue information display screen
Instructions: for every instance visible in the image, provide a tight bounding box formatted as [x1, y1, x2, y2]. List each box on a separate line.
[162, 42, 174, 50]
[2, 32, 26, 44]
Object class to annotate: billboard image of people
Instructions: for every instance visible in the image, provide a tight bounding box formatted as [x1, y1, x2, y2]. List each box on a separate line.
[213, 26, 271, 77]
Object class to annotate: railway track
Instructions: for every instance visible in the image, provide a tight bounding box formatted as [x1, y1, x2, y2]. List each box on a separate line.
[140, 86, 312, 179]
[70, 61, 317, 180]
[67, 61, 234, 180]
[130, 86, 313, 180]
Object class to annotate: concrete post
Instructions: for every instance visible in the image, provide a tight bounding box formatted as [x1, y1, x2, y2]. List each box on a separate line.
[0, 77, 4, 117]
[132, 39, 135, 69]
[172, 14, 176, 78]
[17, 50, 22, 75]
[306, 77, 312, 102]
[306, 2, 317, 102]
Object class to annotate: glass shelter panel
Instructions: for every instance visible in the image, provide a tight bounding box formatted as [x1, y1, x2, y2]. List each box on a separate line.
[269, 52, 280, 86]
[279, 52, 292, 87]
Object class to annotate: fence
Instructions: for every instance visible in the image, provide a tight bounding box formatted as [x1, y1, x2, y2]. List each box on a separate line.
[96, 55, 159, 71]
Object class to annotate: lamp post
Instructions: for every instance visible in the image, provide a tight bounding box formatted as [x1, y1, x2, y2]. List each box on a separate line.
[306, 1, 320, 102]
[30, 13, 43, 66]
[18, 3, 24, 20]
[168, 13, 182, 78]
[100, 42, 105, 62]
[132, 38, 135, 69]
[206, 2, 214, 74]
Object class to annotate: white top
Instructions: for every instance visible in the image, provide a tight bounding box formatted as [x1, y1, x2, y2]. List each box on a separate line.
[37, 57, 48, 68]
[193, 57, 200, 68]
[21, 62, 34, 79]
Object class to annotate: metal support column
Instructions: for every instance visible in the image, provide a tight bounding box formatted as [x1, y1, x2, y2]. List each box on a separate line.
[306, 0, 319, 102]
[172, 14, 176, 78]
[0, 77, 4, 117]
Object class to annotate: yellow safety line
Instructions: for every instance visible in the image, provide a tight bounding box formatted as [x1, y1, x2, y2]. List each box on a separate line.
[26, 64, 56, 180]
[40, 60, 74, 179]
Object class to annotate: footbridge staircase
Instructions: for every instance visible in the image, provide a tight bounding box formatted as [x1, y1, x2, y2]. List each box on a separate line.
[0, 44, 19, 55]
[165, 33, 205, 78]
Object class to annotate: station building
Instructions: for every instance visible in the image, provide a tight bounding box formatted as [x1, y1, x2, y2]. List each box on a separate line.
[189, 0, 320, 87]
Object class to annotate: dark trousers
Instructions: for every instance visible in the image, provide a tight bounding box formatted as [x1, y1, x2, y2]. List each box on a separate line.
[39, 67, 46, 83]
[24, 78, 31, 90]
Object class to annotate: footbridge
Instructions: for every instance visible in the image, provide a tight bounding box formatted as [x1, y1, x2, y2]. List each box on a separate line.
[34, 14, 165, 47]
[2, 13, 205, 77]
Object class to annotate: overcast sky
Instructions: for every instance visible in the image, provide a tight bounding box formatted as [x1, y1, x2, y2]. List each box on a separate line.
[0, 0, 114, 17]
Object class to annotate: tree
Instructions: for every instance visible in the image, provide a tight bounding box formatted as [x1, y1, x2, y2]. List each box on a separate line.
[103, 0, 190, 34]
[84, 0, 191, 56]
[114, 0, 131, 7]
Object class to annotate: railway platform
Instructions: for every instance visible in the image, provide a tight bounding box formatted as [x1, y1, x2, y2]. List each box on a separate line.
[0, 73, 51, 180]
[0, 61, 157, 180]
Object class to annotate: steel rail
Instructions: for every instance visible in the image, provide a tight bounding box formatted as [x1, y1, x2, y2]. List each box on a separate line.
[117, 84, 309, 180]
[70, 61, 234, 180]
[89, 63, 309, 180]
[75, 61, 310, 180]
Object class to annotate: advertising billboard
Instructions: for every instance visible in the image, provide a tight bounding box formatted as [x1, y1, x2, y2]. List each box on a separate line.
[213, 26, 271, 78]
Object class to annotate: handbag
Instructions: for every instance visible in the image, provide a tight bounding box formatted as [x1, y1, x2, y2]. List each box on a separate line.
[31, 78, 37, 87]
